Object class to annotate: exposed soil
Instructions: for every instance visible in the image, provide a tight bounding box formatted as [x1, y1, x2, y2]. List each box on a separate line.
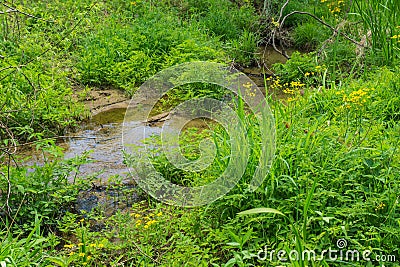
[73, 85, 131, 116]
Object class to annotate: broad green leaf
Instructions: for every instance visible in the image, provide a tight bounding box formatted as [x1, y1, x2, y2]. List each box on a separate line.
[237, 207, 285, 216]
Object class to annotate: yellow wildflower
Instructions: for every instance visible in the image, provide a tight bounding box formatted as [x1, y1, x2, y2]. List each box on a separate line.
[335, 90, 343, 95]
[375, 202, 386, 211]
[283, 89, 295, 94]
[242, 82, 253, 89]
[343, 88, 371, 107]
[79, 252, 85, 257]
[147, 219, 157, 225]
[271, 17, 279, 27]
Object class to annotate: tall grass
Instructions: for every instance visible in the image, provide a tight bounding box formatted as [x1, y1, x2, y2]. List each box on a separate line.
[353, 0, 400, 65]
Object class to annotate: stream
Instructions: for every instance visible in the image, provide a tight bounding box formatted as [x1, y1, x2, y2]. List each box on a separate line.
[21, 47, 293, 214]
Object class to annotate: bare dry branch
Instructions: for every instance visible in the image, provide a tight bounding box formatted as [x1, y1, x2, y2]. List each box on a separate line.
[278, 0, 290, 22]
[280, 11, 367, 48]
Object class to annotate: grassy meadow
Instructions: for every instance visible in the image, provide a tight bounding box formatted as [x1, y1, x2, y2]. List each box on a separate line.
[0, 0, 399, 266]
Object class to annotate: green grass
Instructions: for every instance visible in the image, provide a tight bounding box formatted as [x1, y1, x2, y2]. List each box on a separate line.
[352, 0, 400, 65]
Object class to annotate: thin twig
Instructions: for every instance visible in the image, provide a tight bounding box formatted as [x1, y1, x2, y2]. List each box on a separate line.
[272, 29, 290, 59]
[0, 66, 15, 73]
[0, 171, 11, 219]
[280, 11, 367, 48]
[269, 0, 290, 59]
[0, 9, 17, 15]
[0, 2, 52, 21]
[5, 155, 12, 216]
[270, 0, 366, 59]
[278, 0, 290, 22]
[0, 121, 17, 155]
[2, 193, 27, 240]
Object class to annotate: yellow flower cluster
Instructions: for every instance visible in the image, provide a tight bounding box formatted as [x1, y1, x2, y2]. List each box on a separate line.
[337, 88, 373, 108]
[266, 76, 306, 103]
[306, 65, 326, 76]
[130, 211, 162, 228]
[144, 219, 157, 229]
[267, 77, 305, 93]
[63, 242, 105, 262]
[391, 34, 400, 43]
[315, 65, 325, 72]
[321, 0, 345, 15]
[242, 82, 256, 97]
[64, 242, 105, 249]
[375, 202, 386, 212]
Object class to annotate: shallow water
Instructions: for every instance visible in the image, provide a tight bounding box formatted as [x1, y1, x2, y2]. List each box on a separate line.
[21, 46, 296, 182]
[22, 104, 210, 183]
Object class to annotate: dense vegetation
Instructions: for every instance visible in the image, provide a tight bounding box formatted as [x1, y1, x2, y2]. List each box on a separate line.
[1, 0, 399, 266]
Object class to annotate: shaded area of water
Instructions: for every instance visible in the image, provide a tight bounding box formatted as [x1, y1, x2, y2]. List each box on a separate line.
[22, 104, 211, 183]
[20, 105, 179, 214]
[22, 105, 170, 182]
[241, 46, 296, 99]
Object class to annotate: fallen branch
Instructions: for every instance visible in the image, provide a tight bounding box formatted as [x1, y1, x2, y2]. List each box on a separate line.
[271, 0, 291, 59]
[269, 0, 367, 59]
[280, 11, 367, 48]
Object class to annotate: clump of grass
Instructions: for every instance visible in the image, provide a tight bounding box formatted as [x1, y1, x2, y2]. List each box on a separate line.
[352, 0, 400, 65]
[292, 22, 331, 51]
